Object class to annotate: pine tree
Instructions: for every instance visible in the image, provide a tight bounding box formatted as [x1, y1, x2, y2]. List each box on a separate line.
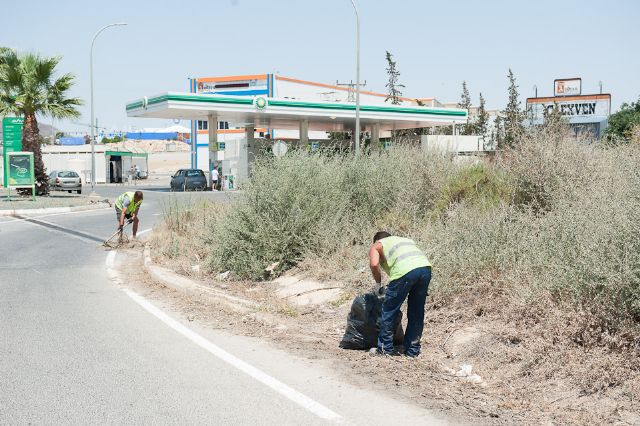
[542, 102, 568, 134]
[457, 81, 473, 135]
[474, 92, 489, 141]
[502, 68, 524, 148]
[385, 51, 404, 105]
[492, 115, 505, 150]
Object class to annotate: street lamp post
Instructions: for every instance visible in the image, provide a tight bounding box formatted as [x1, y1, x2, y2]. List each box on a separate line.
[90, 22, 127, 192]
[350, 0, 361, 155]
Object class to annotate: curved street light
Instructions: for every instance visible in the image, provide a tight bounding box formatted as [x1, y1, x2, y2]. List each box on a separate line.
[90, 22, 127, 191]
[349, 0, 361, 156]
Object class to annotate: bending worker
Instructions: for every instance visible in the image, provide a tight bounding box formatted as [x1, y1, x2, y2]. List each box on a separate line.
[114, 190, 143, 239]
[369, 231, 432, 357]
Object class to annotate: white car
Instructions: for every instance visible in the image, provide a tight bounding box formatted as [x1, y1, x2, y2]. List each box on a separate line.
[48, 170, 82, 194]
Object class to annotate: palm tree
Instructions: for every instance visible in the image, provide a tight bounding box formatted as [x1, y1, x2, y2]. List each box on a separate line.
[0, 49, 82, 194]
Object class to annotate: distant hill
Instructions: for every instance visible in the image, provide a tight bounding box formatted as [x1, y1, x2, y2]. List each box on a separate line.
[0, 118, 61, 144]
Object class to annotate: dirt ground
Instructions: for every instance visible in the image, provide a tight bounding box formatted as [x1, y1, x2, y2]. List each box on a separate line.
[121, 247, 640, 425]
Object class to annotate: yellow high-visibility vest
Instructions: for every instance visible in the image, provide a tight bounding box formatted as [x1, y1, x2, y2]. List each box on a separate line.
[380, 236, 431, 282]
[115, 192, 142, 214]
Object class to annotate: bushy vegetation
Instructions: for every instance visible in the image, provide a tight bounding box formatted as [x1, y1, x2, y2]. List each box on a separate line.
[155, 130, 640, 343]
[101, 135, 126, 144]
[606, 98, 640, 142]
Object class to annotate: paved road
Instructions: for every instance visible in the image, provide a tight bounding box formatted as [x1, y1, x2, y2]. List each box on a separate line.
[0, 185, 448, 425]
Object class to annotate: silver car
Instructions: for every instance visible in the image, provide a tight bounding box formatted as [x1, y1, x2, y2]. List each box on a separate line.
[48, 170, 82, 194]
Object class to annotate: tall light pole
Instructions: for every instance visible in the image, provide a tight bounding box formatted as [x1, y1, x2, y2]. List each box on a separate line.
[90, 22, 127, 191]
[350, 0, 361, 155]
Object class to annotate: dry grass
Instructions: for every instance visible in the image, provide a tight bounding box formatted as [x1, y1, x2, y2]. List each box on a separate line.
[149, 128, 640, 423]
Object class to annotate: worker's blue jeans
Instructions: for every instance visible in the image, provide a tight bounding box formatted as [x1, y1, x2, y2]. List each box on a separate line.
[378, 266, 432, 357]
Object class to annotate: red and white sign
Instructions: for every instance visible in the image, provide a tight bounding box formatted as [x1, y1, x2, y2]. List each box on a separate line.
[554, 78, 582, 97]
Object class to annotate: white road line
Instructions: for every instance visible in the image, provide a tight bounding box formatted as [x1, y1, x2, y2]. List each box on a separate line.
[137, 228, 152, 236]
[104, 251, 342, 423]
[106, 250, 117, 268]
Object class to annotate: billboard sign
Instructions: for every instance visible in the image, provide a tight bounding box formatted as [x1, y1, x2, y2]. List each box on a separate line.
[5, 151, 34, 189]
[554, 78, 582, 97]
[526, 94, 611, 124]
[196, 75, 268, 94]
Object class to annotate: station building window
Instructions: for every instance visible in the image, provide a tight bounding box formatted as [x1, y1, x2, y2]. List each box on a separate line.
[196, 120, 230, 130]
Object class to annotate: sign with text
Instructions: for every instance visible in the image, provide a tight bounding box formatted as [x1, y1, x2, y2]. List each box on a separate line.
[3, 117, 24, 187]
[554, 78, 582, 97]
[526, 94, 611, 124]
[6, 151, 34, 187]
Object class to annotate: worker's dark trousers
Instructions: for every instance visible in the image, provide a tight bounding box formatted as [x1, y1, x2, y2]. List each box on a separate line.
[378, 266, 432, 357]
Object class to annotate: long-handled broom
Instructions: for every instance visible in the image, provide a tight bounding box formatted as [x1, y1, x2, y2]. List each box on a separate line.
[103, 220, 132, 249]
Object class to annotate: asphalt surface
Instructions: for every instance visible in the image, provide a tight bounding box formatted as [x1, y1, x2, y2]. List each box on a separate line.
[0, 184, 448, 425]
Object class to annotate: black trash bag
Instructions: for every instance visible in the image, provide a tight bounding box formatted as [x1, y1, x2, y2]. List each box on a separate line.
[339, 291, 404, 350]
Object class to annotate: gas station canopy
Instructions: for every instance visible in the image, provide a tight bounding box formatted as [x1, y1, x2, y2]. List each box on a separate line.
[126, 92, 467, 131]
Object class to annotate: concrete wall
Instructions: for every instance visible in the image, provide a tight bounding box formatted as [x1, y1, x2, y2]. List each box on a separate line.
[421, 135, 486, 153]
[43, 152, 107, 183]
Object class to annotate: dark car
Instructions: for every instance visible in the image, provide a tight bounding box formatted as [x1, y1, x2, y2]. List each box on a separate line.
[170, 169, 208, 191]
[48, 170, 82, 194]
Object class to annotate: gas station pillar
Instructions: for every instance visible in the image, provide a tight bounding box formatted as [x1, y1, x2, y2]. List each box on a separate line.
[245, 124, 257, 179]
[371, 123, 381, 154]
[299, 119, 309, 148]
[207, 113, 218, 187]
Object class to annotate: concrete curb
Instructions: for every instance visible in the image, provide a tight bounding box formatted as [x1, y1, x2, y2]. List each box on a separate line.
[0, 202, 111, 217]
[142, 244, 259, 314]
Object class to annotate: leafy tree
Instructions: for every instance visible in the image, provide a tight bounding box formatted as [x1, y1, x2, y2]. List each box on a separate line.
[457, 81, 473, 135]
[384, 51, 404, 105]
[605, 98, 640, 142]
[474, 92, 489, 141]
[501, 68, 524, 148]
[0, 50, 82, 193]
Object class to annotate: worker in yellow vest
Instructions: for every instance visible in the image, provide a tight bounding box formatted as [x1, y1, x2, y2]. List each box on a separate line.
[369, 231, 432, 357]
[114, 191, 143, 238]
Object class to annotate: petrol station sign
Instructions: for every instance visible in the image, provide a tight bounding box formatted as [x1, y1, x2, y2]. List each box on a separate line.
[2, 116, 24, 187]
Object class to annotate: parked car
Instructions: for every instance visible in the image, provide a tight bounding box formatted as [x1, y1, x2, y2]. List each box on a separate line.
[48, 170, 82, 194]
[170, 169, 208, 191]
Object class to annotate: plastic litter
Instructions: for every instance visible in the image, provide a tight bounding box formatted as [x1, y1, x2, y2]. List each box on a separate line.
[216, 271, 230, 280]
[444, 364, 486, 386]
[339, 291, 404, 350]
[265, 262, 280, 273]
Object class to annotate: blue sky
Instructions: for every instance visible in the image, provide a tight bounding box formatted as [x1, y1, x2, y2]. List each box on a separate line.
[3, 0, 639, 133]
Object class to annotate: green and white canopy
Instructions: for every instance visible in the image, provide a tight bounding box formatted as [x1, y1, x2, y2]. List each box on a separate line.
[126, 92, 467, 131]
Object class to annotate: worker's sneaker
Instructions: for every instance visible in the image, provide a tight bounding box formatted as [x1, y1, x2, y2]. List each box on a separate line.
[368, 347, 401, 357]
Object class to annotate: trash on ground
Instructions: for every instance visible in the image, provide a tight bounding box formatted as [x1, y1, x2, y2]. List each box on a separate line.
[216, 270, 230, 280]
[265, 262, 280, 273]
[443, 364, 486, 386]
[339, 291, 404, 350]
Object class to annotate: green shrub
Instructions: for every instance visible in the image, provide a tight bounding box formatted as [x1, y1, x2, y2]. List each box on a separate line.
[156, 140, 640, 338]
[206, 147, 458, 279]
[433, 162, 512, 216]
